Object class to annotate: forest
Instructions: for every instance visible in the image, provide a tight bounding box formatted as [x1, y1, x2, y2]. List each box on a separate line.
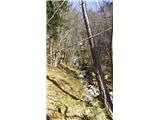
[46, 0, 113, 119]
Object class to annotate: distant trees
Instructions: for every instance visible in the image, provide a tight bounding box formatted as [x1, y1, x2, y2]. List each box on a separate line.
[47, 0, 113, 70]
[47, 0, 69, 66]
[47, 0, 85, 68]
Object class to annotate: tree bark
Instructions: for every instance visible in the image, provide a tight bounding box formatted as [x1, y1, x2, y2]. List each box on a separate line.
[81, 0, 113, 114]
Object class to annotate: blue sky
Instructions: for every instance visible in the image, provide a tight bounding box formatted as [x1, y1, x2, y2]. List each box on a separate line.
[69, 0, 112, 2]
[69, 0, 112, 11]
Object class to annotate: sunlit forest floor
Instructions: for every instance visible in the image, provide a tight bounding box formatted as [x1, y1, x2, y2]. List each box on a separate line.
[46, 64, 112, 120]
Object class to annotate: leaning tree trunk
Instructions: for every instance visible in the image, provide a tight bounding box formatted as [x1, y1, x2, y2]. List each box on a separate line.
[81, 0, 113, 114]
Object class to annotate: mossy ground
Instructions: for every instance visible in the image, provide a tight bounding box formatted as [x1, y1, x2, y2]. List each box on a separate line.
[46, 64, 111, 120]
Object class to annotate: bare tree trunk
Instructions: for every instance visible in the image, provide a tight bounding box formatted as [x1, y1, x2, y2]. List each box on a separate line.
[81, 0, 113, 114]
[110, 28, 113, 82]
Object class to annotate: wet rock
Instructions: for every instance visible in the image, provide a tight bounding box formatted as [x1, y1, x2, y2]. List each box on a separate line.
[86, 84, 100, 97]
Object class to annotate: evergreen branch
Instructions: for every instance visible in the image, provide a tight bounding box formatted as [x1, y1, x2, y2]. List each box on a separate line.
[47, 0, 66, 24]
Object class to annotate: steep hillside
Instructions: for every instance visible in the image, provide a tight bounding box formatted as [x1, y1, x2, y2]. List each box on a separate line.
[46, 65, 112, 120]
